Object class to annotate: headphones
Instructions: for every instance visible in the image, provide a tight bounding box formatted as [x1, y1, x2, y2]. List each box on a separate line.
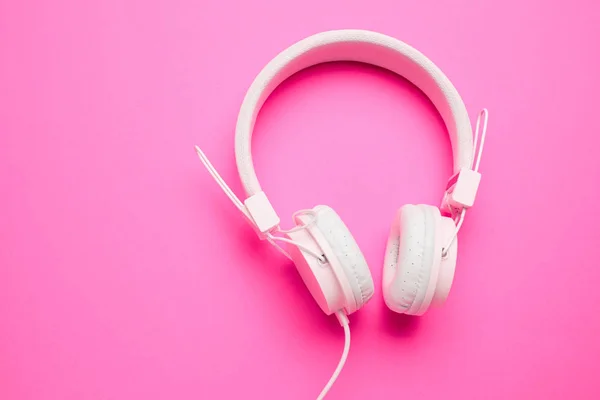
[196, 29, 488, 399]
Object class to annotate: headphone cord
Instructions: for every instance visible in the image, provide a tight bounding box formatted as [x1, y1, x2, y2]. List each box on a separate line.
[442, 108, 489, 257]
[317, 311, 351, 399]
[194, 145, 325, 263]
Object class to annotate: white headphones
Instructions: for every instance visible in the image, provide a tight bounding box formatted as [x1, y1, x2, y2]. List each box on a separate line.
[196, 29, 488, 399]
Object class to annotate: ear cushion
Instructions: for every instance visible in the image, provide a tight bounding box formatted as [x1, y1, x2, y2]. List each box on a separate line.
[313, 206, 374, 309]
[383, 204, 441, 315]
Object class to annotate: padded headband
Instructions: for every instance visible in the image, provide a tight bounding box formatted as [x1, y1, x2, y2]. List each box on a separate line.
[235, 29, 474, 197]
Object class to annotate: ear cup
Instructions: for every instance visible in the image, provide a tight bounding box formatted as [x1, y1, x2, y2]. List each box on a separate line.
[383, 204, 457, 315]
[286, 206, 374, 315]
[312, 206, 374, 310]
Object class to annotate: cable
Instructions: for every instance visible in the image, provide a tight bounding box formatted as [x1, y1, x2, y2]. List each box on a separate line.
[278, 209, 319, 233]
[194, 145, 326, 264]
[441, 207, 466, 258]
[473, 108, 488, 173]
[194, 145, 249, 217]
[317, 312, 351, 400]
[441, 109, 489, 257]
[266, 233, 326, 263]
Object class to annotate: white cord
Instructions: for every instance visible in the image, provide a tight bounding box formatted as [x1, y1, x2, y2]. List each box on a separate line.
[266, 233, 326, 263]
[473, 108, 488, 173]
[441, 207, 466, 258]
[317, 311, 351, 400]
[278, 209, 319, 233]
[441, 109, 488, 257]
[194, 145, 325, 263]
[195, 145, 249, 217]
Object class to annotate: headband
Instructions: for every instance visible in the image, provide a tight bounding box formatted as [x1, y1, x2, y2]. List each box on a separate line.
[235, 29, 474, 198]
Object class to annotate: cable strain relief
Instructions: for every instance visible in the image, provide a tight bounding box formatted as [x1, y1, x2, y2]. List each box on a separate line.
[335, 310, 349, 327]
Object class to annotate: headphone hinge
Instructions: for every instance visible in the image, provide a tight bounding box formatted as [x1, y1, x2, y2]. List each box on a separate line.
[440, 167, 481, 216]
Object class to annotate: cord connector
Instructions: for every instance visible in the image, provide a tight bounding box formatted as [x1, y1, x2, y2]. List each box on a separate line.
[244, 191, 280, 237]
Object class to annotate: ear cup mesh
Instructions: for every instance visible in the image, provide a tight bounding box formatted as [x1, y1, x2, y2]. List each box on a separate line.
[314, 206, 374, 308]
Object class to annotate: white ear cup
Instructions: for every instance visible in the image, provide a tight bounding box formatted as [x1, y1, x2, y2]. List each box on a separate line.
[287, 206, 374, 315]
[382, 204, 436, 314]
[383, 204, 457, 315]
[313, 206, 374, 309]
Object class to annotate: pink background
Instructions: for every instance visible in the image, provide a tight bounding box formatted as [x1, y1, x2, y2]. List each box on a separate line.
[1, 1, 599, 399]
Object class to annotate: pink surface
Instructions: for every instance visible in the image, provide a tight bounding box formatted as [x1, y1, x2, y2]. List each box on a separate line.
[1, 1, 599, 399]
